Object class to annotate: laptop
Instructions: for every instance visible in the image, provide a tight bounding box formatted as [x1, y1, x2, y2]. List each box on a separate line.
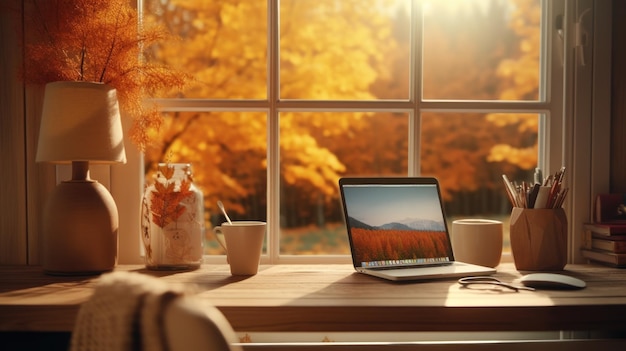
[339, 177, 496, 281]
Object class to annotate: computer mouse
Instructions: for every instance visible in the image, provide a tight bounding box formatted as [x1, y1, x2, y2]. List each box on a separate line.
[519, 273, 586, 290]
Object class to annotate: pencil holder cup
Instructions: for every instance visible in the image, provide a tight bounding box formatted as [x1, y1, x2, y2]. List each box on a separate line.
[509, 207, 568, 271]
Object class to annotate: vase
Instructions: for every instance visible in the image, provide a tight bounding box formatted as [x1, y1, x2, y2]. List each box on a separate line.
[141, 163, 204, 270]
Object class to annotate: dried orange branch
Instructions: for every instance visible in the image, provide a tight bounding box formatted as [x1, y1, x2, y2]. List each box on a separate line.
[20, 0, 187, 150]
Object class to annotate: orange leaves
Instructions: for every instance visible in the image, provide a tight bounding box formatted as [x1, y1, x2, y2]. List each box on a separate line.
[21, 0, 187, 150]
[150, 164, 194, 228]
[24, 0, 134, 83]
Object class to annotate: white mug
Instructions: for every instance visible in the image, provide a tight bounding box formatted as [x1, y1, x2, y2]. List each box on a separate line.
[451, 219, 503, 268]
[213, 221, 266, 275]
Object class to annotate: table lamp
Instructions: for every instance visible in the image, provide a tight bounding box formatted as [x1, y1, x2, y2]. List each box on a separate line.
[36, 81, 126, 275]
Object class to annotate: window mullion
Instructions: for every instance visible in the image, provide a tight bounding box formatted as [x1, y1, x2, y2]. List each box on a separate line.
[410, 0, 423, 176]
[267, 0, 280, 263]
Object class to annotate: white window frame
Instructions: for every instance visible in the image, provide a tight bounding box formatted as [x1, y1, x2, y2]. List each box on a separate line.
[112, 0, 611, 265]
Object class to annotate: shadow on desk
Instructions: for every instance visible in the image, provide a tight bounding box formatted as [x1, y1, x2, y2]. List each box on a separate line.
[2, 332, 625, 351]
[237, 339, 626, 351]
[0, 331, 70, 351]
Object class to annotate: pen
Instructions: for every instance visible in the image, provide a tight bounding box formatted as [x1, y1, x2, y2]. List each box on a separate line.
[556, 166, 566, 185]
[502, 167, 568, 209]
[534, 168, 543, 185]
[502, 174, 519, 207]
[555, 187, 569, 208]
[528, 183, 540, 208]
[546, 167, 566, 208]
[546, 179, 559, 208]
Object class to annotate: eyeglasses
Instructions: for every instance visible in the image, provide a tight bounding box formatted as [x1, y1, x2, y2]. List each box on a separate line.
[458, 276, 535, 292]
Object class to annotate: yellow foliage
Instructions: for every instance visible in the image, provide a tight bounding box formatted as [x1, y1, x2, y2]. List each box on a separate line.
[485, 0, 541, 169]
[140, 0, 542, 217]
[488, 144, 538, 170]
[486, 113, 538, 133]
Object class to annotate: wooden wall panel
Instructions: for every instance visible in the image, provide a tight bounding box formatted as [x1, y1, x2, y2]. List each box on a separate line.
[0, 0, 27, 264]
[612, 0, 626, 192]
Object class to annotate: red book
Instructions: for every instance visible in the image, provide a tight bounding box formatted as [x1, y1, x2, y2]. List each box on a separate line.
[594, 193, 626, 223]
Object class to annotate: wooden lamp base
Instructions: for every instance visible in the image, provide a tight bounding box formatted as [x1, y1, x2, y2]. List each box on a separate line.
[42, 162, 119, 275]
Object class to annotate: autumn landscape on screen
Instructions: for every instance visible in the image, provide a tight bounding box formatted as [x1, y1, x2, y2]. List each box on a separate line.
[348, 216, 449, 264]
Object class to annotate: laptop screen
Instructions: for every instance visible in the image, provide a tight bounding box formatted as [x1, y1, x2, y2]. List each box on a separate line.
[339, 178, 454, 269]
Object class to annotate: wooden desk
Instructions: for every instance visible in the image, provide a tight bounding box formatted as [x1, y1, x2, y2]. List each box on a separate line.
[1, 263, 626, 333]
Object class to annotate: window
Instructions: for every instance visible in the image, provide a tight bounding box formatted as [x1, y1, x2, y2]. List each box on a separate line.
[124, 0, 603, 264]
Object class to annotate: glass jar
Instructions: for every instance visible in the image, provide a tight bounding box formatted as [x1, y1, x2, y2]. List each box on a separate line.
[141, 163, 204, 270]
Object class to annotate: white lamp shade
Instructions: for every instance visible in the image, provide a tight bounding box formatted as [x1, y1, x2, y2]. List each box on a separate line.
[36, 81, 127, 164]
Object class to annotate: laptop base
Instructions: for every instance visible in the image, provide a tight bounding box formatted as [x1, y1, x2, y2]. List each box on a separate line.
[357, 262, 496, 282]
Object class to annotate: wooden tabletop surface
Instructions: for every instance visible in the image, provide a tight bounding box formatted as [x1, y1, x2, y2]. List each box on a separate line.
[1, 263, 626, 332]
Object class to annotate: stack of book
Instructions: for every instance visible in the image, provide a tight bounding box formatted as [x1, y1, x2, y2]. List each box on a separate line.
[581, 223, 626, 267]
[581, 193, 626, 267]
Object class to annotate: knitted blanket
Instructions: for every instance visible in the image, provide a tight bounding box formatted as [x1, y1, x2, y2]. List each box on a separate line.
[70, 271, 187, 351]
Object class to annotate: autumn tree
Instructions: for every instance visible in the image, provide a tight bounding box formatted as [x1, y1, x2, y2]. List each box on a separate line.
[143, 0, 270, 216]
[143, 0, 541, 232]
[144, 0, 399, 222]
[418, 0, 537, 206]
[487, 0, 541, 172]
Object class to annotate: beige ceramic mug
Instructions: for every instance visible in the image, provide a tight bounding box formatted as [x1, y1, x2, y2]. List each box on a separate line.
[213, 221, 266, 275]
[451, 219, 503, 268]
